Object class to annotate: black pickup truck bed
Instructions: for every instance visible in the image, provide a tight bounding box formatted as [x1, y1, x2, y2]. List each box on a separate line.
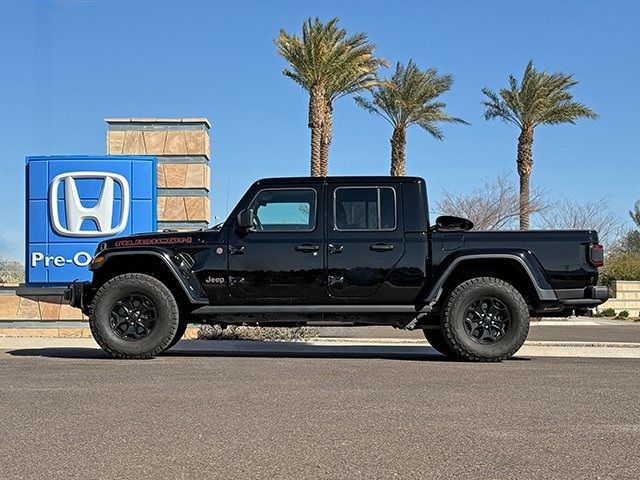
[430, 229, 606, 311]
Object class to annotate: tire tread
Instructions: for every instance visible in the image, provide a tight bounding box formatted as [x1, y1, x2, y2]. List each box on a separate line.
[89, 273, 179, 359]
[441, 277, 529, 362]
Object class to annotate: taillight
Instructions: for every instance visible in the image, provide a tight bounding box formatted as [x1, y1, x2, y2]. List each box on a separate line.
[589, 243, 604, 267]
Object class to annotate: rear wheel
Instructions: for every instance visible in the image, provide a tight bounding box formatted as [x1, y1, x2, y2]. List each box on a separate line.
[441, 277, 529, 362]
[89, 273, 179, 359]
[423, 326, 460, 359]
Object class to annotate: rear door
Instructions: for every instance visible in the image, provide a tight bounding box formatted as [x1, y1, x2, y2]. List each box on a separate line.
[326, 184, 405, 299]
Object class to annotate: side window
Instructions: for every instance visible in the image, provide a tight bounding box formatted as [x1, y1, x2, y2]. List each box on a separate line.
[334, 187, 397, 231]
[249, 188, 316, 232]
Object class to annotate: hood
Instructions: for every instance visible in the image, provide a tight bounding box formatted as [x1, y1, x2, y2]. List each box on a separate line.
[99, 228, 224, 251]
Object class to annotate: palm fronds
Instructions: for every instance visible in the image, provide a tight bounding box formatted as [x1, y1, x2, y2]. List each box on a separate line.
[355, 61, 467, 136]
[482, 61, 598, 129]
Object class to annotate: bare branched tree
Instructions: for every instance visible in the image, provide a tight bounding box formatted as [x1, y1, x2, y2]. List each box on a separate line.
[630, 200, 640, 229]
[437, 174, 549, 230]
[539, 197, 621, 245]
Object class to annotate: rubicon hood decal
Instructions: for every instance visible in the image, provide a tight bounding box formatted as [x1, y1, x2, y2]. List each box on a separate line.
[114, 236, 193, 247]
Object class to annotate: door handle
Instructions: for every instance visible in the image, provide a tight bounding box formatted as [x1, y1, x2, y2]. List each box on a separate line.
[328, 244, 344, 254]
[229, 245, 245, 255]
[369, 243, 394, 252]
[295, 244, 320, 253]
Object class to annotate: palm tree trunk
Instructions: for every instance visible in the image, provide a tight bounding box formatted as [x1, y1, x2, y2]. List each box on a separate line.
[517, 127, 534, 230]
[320, 101, 332, 176]
[390, 126, 406, 176]
[308, 85, 325, 177]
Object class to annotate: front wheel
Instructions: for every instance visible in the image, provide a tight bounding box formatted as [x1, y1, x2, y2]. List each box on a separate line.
[164, 319, 189, 352]
[89, 273, 180, 359]
[441, 277, 530, 362]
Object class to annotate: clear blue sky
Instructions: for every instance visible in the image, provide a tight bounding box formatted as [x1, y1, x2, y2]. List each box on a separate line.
[1, 0, 638, 260]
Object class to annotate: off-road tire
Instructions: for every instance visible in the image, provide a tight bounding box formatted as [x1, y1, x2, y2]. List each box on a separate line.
[89, 273, 179, 359]
[423, 326, 460, 359]
[164, 319, 189, 351]
[442, 277, 529, 362]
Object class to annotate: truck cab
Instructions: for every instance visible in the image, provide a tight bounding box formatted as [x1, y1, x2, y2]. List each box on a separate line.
[66, 176, 608, 361]
[201, 176, 429, 306]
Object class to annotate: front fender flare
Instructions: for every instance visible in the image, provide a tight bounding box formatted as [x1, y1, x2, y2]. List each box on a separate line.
[93, 249, 209, 304]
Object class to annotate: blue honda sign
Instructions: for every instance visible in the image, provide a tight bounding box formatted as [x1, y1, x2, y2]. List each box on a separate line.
[26, 155, 157, 285]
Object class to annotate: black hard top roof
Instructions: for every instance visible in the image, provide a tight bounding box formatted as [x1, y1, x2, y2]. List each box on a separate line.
[254, 176, 424, 186]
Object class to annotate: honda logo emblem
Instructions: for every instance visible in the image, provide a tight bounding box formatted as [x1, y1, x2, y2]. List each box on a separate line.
[49, 171, 130, 237]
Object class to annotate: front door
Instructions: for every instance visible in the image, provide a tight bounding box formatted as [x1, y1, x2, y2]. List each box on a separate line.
[227, 186, 324, 300]
[326, 184, 405, 300]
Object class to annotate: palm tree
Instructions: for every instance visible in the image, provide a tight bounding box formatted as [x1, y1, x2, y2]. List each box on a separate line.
[482, 61, 598, 230]
[355, 61, 466, 176]
[276, 17, 385, 176]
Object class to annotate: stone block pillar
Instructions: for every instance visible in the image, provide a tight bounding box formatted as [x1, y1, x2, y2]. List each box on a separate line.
[105, 118, 211, 231]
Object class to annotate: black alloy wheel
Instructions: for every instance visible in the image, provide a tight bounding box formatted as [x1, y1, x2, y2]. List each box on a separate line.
[463, 297, 511, 344]
[109, 294, 158, 340]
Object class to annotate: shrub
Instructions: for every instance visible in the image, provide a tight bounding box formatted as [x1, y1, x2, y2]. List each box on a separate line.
[198, 324, 318, 341]
[0, 260, 24, 284]
[616, 310, 630, 319]
[595, 307, 616, 318]
[600, 253, 640, 288]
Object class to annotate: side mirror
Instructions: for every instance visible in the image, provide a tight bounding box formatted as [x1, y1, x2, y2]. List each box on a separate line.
[433, 215, 474, 232]
[236, 208, 254, 231]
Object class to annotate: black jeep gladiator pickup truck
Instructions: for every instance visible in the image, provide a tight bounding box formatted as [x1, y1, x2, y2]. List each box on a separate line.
[66, 176, 608, 361]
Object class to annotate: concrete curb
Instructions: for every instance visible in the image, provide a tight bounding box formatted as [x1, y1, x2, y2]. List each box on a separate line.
[2, 337, 640, 359]
[523, 340, 640, 349]
[1, 337, 640, 349]
[308, 337, 640, 348]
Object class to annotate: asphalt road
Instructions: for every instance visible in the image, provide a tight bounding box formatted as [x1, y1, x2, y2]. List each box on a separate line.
[1, 347, 638, 479]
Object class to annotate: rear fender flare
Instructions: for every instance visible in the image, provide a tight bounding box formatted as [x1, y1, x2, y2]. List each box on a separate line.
[423, 252, 556, 304]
